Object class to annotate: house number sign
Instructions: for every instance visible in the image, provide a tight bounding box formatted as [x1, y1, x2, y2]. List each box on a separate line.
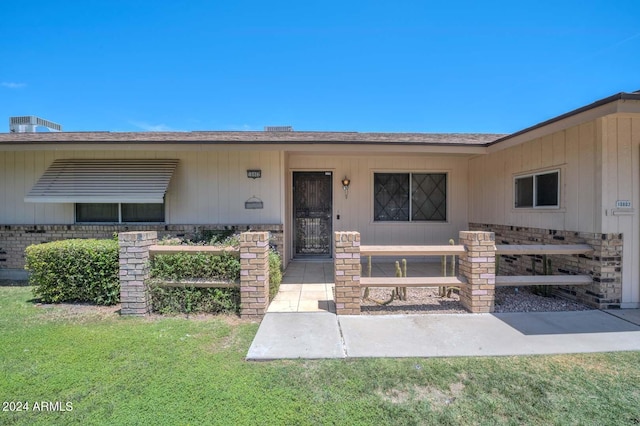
[616, 200, 632, 208]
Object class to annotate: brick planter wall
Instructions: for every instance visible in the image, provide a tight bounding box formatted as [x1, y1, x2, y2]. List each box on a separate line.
[333, 231, 361, 315]
[118, 231, 157, 316]
[470, 223, 622, 309]
[0, 223, 283, 279]
[116, 230, 272, 318]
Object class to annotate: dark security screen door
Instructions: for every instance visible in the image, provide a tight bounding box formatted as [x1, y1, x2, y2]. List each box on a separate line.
[293, 172, 333, 257]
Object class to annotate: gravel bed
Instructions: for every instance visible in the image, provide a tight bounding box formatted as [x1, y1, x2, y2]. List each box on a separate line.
[493, 287, 593, 313]
[361, 286, 592, 315]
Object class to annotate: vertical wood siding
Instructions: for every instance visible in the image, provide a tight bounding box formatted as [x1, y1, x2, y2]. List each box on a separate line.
[469, 114, 639, 306]
[468, 120, 600, 232]
[287, 154, 469, 247]
[0, 150, 283, 225]
[601, 115, 640, 306]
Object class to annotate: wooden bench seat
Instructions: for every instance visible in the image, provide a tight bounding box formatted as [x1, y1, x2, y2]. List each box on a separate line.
[360, 276, 465, 288]
[360, 245, 465, 256]
[495, 275, 592, 287]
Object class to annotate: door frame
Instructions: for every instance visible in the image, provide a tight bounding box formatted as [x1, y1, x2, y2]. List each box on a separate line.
[290, 169, 335, 259]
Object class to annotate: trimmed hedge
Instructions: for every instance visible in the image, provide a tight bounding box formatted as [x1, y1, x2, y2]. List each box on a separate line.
[149, 252, 240, 281]
[25, 239, 120, 305]
[269, 250, 282, 301]
[148, 249, 280, 314]
[149, 287, 239, 315]
[148, 252, 241, 314]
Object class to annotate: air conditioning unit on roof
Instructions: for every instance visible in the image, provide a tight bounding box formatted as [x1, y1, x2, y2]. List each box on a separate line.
[9, 116, 62, 133]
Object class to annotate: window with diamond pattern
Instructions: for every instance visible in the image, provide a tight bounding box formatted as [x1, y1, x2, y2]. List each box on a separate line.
[374, 173, 447, 222]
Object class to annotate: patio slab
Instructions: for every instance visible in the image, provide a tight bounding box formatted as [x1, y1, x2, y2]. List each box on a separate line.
[604, 309, 640, 326]
[256, 261, 640, 359]
[247, 310, 640, 360]
[339, 310, 640, 358]
[246, 312, 345, 360]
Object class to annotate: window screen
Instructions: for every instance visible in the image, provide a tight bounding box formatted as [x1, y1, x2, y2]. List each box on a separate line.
[122, 203, 165, 222]
[514, 170, 559, 208]
[76, 203, 165, 223]
[76, 203, 118, 222]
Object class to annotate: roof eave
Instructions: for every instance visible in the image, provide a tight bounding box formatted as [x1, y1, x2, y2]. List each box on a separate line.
[487, 92, 640, 152]
[0, 140, 493, 155]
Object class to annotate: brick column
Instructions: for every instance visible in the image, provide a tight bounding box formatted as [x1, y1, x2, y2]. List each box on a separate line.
[459, 231, 496, 313]
[118, 231, 157, 316]
[587, 233, 623, 309]
[239, 231, 270, 319]
[334, 231, 361, 315]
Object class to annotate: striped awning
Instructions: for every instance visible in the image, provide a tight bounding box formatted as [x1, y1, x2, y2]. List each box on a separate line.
[25, 159, 179, 203]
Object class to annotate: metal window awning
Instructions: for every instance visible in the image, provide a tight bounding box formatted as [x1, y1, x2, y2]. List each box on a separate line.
[25, 159, 179, 203]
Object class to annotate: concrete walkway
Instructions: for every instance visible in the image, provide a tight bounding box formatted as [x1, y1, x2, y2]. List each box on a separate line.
[246, 309, 640, 360]
[267, 261, 335, 313]
[251, 260, 640, 360]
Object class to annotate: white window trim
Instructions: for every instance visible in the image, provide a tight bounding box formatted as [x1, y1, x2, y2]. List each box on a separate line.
[514, 169, 560, 209]
[372, 171, 449, 223]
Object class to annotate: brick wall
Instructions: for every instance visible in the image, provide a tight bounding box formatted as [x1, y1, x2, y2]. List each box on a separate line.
[0, 223, 283, 278]
[470, 223, 622, 309]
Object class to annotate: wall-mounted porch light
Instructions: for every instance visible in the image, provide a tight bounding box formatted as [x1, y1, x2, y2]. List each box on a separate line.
[341, 177, 351, 199]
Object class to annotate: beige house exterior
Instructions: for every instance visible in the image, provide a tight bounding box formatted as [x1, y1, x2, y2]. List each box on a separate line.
[1, 91, 639, 308]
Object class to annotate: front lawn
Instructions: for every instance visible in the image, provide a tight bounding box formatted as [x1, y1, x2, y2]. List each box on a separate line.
[1, 285, 639, 425]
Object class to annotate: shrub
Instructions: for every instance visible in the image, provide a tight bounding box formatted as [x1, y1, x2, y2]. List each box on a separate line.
[25, 239, 119, 305]
[196, 229, 238, 246]
[148, 251, 241, 315]
[149, 252, 240, 281]
[149, 286, 239, 315]
[269, 250, 282, 301]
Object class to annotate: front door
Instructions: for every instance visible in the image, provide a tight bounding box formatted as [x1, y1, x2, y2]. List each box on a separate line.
[293, 172, 333, 257]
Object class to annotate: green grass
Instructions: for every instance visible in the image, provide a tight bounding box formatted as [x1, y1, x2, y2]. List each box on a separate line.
[1, 285, 639, 425]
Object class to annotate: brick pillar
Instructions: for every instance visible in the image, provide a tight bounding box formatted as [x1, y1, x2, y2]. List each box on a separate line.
[118, 231, 157, 316]
[459, 231, 496, 313]
[239, 231, 270, 319]
[588, 233, 623, 309]
[334, 231, 361, 315]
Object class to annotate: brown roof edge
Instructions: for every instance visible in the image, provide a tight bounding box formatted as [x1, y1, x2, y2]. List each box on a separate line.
[0, 131, 505, 145]
[488, 91, 640, 147]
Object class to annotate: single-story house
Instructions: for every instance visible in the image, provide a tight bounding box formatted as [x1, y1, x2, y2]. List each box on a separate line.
[1, 91, 639, 309]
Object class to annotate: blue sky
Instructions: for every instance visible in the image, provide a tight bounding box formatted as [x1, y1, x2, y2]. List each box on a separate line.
[1, 1, 638, 133]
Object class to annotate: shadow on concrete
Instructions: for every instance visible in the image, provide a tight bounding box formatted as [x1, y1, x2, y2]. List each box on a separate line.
[492, 311, 640, 335]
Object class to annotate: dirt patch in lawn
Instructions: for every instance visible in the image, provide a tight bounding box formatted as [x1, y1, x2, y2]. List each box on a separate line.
[33, 301, 254, 326]
[34, 302, 122, 323]
[378, 381, 466, 410]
